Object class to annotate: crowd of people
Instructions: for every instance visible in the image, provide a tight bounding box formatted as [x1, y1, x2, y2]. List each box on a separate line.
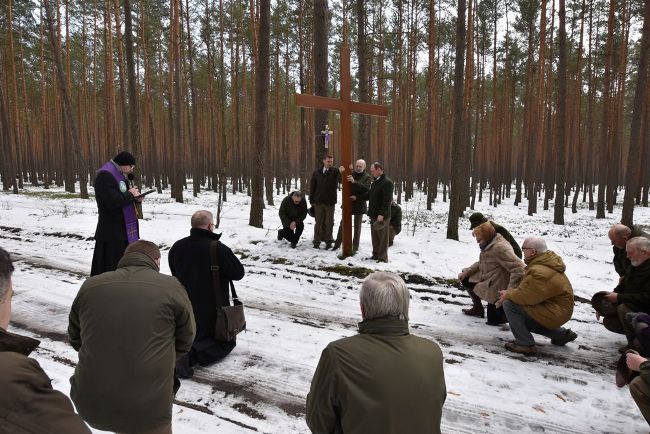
[1, 150, 649, 432]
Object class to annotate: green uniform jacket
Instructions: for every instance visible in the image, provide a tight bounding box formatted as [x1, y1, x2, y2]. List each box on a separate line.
[310, 166, 341, 205]
[390, 202, 402, 234]
[505, 250, 574, 329]
[360, 175, 394, 221]
[279, 192, 308, 228]
[640, 360, 650, 384]
[306, 317, 446, 434]
[350, 171, 372, 215]
[618, 259, 650, 312]
[490, 222, 522, 259]
[613, 226, 650, 278]
[0, 329, 90, 434]
[68, 252, 196, 433]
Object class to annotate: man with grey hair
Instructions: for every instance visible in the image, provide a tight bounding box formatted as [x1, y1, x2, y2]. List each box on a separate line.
[598, 237, 650, 353]
[333, 159, 372, 252]
[608, 224, 650, 278]
[497, 237, 577, 355]
[306, 272, 446, 433]
[169, 210, 245, 378]
[0, 247, 91, 433]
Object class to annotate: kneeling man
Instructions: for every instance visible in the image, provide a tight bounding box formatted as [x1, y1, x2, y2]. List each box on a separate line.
[306, 272, 446, 434]
[278, 191, 308, 248]
[497, 236, 577, 355]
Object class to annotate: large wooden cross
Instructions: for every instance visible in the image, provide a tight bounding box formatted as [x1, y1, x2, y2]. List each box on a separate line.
[296, 42, 388, 257]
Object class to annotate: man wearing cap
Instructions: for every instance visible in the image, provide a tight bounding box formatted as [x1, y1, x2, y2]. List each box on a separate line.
[468, 212, 522, 259]
[90, 151, 144, 276]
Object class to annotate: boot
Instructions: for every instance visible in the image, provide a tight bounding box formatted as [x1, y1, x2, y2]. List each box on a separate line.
[486, 303, 508, 326]
[277, 230, 283, 241]
[462, 306, 485, 318]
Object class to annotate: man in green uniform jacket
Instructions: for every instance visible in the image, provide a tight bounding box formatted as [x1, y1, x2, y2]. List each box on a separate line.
[69, 240, 196, 434]
[0, 247, 91, 434]
[306, 272, 446, 434]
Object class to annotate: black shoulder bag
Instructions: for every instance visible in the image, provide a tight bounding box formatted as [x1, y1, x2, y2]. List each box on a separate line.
[210, 240, 246, 341]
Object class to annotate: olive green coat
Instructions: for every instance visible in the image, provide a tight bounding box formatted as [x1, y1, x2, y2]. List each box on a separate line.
[0, 328, 90, 434]
[463, 234, 525, 303]
[68, 252, 196, 433]
[505, 250, 574, 329]
[306, 317, 446, 434]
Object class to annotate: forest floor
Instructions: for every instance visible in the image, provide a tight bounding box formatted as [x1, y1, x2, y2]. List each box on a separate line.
[0, 184, 648, 433]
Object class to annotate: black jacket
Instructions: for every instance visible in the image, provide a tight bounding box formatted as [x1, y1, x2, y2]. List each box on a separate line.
[360, 174, 394, 221]
[618, 259, 650, 312]
[279, 193, 308, 228]
[490, 222, 522, 259]
[613, 226, 650, 277]
[93, 170, 136, 242]
[309, 166, 341, 205]
[350, 171, 372, 214]
[169, 229, 245, 342]
[390, 202, 402, 234]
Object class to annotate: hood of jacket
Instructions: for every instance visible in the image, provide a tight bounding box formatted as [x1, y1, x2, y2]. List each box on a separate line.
[526, 250, 566, 273]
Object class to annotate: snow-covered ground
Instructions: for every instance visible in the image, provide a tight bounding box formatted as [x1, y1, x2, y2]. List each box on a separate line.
[0, 183, 648, 433]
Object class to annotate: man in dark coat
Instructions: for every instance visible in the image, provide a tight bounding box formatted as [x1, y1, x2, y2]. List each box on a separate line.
[69, 240, 195, 434]
[309, 154, 344, 249]
[0, 247, 91, 433]
[333, 159, 372, 252]
[598, 237, 650, 351]
[469, 212, 522, 259]
[91, 151, 144, 276]
[306, 272, 446, 434]
[356, 162, 394, 262]
[169, 210, 245, 378]
[278, 191, 308, 248]
[609, 224, 650, 279]
[627, 351, 650, 425]
[389, 200, 402, 246]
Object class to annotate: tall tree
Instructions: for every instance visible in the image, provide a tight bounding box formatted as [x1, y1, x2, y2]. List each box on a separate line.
[554, 0, 567, 224]
[313, 0, 328, 164]
[250, 0, 271, 227]
[355, 0, 370, 159]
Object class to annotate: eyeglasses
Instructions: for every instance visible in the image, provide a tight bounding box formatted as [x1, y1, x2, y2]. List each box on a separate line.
[522, 246, 534, 250]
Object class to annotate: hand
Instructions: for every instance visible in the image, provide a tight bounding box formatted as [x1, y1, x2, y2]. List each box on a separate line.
[290, 221, 296, 230]
[347, 174, 355, 183]
[497, 289, 509, 305]
[349, 163, 354, 170]
[605, 292, 618, 304]
[350, 195, 357, 201]
[377, 215, 384, 222]
[627, 353, 648, 372]
[129, 187, 143, 202]
[457, 272, 466, 281]
[339, 165, 345, 172]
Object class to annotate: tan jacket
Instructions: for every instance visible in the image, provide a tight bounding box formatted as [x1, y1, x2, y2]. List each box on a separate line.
[0, 328, 90, 434]
[463, 234, 525, 303]
[306, 317, 446, 434]
[505, 250, 575, 329]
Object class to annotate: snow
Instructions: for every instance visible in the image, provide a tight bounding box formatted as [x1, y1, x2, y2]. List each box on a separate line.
[0, 183, 648, 433]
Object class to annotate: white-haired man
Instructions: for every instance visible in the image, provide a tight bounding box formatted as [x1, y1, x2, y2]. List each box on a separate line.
[497, 237, 577, 355]
[599, 237, 650, 352]
[608, 224, 650, 278]
[306, 272, 446, 433]
[0, 247, 91, 433]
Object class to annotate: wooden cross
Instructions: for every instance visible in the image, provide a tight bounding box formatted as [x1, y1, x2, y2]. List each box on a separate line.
[296, 42, 388, 257]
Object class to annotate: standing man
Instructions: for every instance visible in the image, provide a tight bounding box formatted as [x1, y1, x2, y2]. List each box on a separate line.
[333, 159, 372, 252]
[91, 151, 144, 276]
[389, 199, 402, 246]
[169, 210, 245, 378]
[309, 154, 344, 249]
[278, 191, 308, 248]
[69, 240, 195, 434]
[0, 247, 91, 433]
[469, 212, 522, 259]
[497, 236, 577, 355]
[306, 272, 446, 434]
[356, 162, 394, 263]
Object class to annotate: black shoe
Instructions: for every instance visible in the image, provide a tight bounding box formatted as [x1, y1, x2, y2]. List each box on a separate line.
[332, 242, 341, 250]
[313, 243, 320, 249]
[551, 329, 578, 346]
[290, 242, 297, 248]
[277, 230, 283, 241]
[325, 242, 332, 250]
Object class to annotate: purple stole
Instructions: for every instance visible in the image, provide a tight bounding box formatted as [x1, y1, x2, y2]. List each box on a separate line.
[98, 161, 140, 244]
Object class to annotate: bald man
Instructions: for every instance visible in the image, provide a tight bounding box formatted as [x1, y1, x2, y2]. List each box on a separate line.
[333, 159, 372, 252]
[609, 224, 650, 279]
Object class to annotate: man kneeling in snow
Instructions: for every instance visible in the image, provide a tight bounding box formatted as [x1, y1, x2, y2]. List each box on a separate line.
[497, 236, 577, 355]
[306, 272, 446, 434]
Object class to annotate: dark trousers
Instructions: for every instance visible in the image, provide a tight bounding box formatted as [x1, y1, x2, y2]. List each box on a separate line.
[631, 376, 650, 426]
[280, 222, 304, 244]
[370, 219, 390, 262]
[603, 303, 635, 343]
[503, 299, 567, 346]
[91, 239, 127, 276]
[334, 213, 364, 250]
